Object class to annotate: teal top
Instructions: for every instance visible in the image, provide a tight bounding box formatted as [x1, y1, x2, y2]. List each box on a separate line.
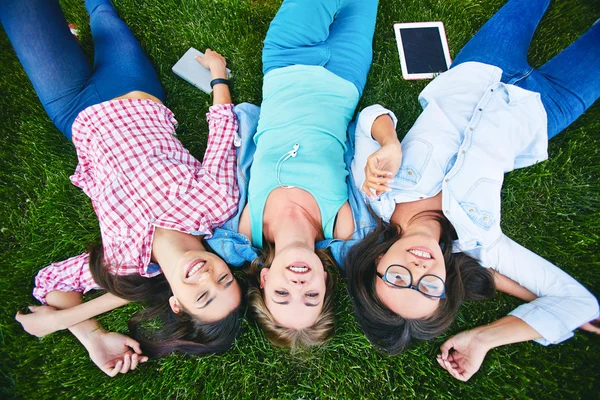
[248, 65, 360, 248]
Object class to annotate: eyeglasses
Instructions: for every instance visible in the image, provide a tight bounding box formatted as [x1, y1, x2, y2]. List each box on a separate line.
[377, 264, 446, 299]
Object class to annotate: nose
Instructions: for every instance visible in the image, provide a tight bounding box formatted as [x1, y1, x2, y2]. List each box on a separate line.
[290, 277, 307, 286]
[410, 260, 429, 269]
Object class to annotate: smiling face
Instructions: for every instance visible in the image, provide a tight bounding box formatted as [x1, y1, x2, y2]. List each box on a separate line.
[375, 231, 446, 319]
[152, 229, 241, 322]
[260, 246, 327, 329]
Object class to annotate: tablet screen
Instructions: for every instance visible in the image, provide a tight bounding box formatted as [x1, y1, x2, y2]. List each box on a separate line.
[399, 27, 448, 74]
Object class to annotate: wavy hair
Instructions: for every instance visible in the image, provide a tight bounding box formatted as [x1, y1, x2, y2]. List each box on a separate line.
[345, 211, 495, 355]
[89, 243, 246, 358]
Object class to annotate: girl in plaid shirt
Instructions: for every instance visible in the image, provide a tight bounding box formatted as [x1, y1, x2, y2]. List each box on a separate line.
[3, 0, 244, 376]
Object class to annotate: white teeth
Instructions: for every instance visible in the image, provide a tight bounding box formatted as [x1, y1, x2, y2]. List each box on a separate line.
[289, 266, 308, 272]
[408, 249, 432, 259]
[187, 262, 205, 278]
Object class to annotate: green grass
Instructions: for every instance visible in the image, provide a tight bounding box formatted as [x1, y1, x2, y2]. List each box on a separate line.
[1, 0, 599, 398]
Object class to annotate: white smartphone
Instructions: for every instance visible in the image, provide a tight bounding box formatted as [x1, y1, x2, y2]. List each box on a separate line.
[172, 47, 232, 93]
[393, 22, 452, 80]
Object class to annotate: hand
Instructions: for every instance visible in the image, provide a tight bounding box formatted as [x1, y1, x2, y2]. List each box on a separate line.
[579, 317, 600, 334]
[362, 141, 402, 198]
[85, 330, 148, 377]
[15, 305, 65, 337]
[195, 48, 227, 78]
[437, 329, 490, 382]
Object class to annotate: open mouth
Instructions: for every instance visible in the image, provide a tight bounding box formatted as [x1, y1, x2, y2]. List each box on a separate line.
[186, 259, 206, 278]
[407, 247, 434, 260]
[286, 263, 311, 274]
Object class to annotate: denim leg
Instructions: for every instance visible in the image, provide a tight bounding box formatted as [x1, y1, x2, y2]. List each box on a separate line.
[324, 0, 378, 96]
[0, 0, 95, 139]
[515, 21, 600, 138]
[86, 0, 165, 102]
[451, 0, 551, 84]
[262, 0, 340, 75]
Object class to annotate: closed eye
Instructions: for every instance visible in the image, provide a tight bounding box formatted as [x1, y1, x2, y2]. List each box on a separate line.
[197, 291, 208, 302]
[218, 274, 228, 283]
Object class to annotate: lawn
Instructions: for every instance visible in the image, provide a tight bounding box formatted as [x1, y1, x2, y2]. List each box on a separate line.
[1, 0, 599, 398]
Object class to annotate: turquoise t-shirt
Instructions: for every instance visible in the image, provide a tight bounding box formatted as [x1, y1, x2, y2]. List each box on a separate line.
[248, 65, 360, 248]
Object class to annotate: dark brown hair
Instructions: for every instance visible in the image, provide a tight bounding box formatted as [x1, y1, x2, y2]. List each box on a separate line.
[345, 211, 495, 355]
[245, 241, 337, 349]
[89, 243, 246, 358]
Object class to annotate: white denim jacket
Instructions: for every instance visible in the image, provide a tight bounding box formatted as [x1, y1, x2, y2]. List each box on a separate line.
[352, 62, 599, 345]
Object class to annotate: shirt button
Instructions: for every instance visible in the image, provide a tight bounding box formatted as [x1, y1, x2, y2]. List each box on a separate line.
[149, 217, 156, 222]
[408, 171, 413, 175]
[462, 150, 466, 154]
[490, 89, 494, 92]
[469, 209, 474, 212]
[483, 216, 488, 220]
[419, 196, 424, 199]
[478, 108, 482, 111]
[446, 210, 450, 214]
[469, 127, 473, 131]
[445, 178, 449, 182]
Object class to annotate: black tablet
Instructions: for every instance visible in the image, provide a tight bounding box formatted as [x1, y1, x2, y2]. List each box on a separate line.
[393, 22, 452, 80]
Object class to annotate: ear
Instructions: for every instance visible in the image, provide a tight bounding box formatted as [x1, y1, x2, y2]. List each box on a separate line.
[323, 271, 328, 282]
[169, 296, 181, 314]
[259, 268, 269, 289]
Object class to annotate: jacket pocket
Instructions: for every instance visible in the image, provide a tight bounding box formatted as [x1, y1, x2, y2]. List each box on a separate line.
[397, 138, 432, 185]
[459, 178, 501, 231]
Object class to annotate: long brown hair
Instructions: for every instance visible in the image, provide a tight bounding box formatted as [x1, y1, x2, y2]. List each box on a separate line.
[345, 211, 495, 355]
[89, 243, 246, 358]
[246, 241, 337, 349]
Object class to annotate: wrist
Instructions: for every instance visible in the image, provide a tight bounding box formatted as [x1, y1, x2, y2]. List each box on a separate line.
[381, 136, 401, 148]
[210, 67, 228, 80]
[70, 321, 105, 347]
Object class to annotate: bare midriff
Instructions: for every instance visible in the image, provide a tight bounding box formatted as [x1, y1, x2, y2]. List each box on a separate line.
[112, 90, 162, 104]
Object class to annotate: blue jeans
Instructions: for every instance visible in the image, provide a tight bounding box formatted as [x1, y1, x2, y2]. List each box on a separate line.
[0, 0, 165, 140]
[451, 0, 600, 139]
[262, 0, 378, 96]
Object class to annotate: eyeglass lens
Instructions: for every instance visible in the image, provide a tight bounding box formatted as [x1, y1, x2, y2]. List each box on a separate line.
[385, 265, 444, 297]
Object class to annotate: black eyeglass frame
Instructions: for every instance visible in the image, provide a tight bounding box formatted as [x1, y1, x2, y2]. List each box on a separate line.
[376, 264, 447, 299]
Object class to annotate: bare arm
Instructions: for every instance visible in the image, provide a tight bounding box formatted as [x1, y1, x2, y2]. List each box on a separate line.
[16, 292, 129, 337]
[44, 291, 146, 376]
[492, 270, 537, 302]
[437, 316, 542, 382]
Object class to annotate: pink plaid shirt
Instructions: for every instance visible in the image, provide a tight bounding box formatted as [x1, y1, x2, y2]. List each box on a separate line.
[33, 99, 240, 303]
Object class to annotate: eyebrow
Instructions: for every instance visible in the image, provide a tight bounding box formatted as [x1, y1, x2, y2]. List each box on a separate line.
[197, 279, 235, 309]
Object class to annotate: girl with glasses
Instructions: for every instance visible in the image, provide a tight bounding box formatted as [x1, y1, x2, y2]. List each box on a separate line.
[346, 0, 599, 381]
[3, 0, 245, 375]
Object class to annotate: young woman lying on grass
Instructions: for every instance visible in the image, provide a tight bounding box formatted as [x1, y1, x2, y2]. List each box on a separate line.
[345, 0, 600, 381]
[2, 0, 245, 376]
[234, 0, 378, 348]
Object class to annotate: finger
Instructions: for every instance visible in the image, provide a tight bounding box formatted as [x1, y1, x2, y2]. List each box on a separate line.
[107, 361, 122, 377]
[125, 337, 143, 354]
[131, 353, 139, 370]
[15, 311, 23, 322]
[436, 356, 447, 371]
[440, 339, 454, 360]
[444, 360, 468, 382]
[140, 356, 149, 363]
[361, 183, 376, 199]
[120, 354, 131, 374]
[368, 166, 394, 178]
[366, 175, 393, 186]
